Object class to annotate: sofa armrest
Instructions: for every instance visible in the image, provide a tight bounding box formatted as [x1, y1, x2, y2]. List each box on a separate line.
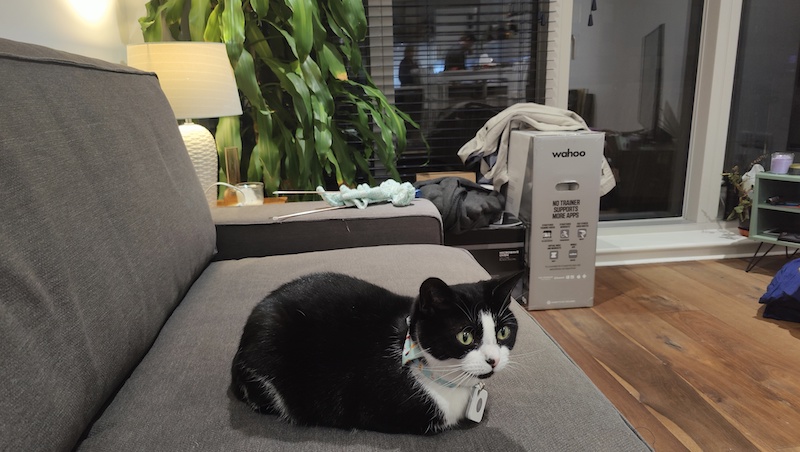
[210, 199, 443, 260]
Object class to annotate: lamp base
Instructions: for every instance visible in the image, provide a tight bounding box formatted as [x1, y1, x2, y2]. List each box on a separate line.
[179, 122, 218, 203]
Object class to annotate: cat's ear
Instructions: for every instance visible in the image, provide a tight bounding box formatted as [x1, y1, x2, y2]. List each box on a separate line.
[490, 271, 524, 309]
[418, 277, 454, 314]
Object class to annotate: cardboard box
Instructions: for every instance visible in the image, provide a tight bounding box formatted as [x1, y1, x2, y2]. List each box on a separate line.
[415, 171, 476, 182]
[505, 130, 605, 310]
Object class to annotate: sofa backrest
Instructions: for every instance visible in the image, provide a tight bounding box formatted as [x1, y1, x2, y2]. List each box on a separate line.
[0, 38, 216, 451]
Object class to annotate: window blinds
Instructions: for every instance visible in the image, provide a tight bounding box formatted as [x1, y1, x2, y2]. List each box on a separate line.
[361, 0, 556, 181]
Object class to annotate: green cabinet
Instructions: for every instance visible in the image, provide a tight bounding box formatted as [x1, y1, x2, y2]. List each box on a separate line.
[747, 172, 800, 270]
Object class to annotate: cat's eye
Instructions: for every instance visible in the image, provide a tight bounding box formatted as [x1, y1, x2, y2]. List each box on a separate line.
[456, 330, 474, 345]
[497, 326, 511, 340]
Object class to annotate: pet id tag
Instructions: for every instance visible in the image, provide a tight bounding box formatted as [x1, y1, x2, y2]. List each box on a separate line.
[465, 383, 488, 423]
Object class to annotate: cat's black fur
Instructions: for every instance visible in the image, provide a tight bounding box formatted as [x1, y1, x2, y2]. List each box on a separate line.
[230, 272, 521, 434]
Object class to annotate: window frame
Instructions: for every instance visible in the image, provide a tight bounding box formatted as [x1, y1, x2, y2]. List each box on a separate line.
[370, 0, 749, 263]
[552, 0, 749, 264]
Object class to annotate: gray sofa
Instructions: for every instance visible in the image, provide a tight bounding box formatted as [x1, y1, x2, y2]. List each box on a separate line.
[0, 37, 650, 451]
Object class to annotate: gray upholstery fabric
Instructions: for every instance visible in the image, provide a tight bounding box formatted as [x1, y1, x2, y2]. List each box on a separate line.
[0, 37, 650, 452]
[77, 245, 649, 451]
[211, 200, 443, 260]
[0, 38, 216, 451]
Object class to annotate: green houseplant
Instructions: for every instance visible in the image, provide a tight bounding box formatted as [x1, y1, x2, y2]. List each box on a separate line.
[723, 165, 752, 224]
[139, 0, 414, 195]
[723, 153, 766, 233]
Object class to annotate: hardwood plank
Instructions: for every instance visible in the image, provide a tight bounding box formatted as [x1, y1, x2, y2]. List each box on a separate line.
[532, 311, 688, 451]
[532, 306, 757, 451]
[626, 262, 800, 369]
[592, 291, 800, 450]
[529, 257, 800, 451]
[671, 259, 800, 336]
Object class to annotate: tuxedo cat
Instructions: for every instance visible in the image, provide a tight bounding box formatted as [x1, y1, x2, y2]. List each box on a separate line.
[230, 271, 521, 434]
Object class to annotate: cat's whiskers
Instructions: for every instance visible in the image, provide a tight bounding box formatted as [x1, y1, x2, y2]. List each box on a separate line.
[437, 370, 474, 388]
[413, 360, 481, 388]
[509, 348, 547, 359]
[422, 362, 463, 370]
[452, 299, 473, 323]
[504, 348, 548, 372]
[503, 361, 529, 372]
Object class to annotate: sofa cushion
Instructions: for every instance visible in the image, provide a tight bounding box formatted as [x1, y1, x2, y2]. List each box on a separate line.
[76, 245, 649, 451]
[211, 199, 443, 260]
[0, 38, 216, 451]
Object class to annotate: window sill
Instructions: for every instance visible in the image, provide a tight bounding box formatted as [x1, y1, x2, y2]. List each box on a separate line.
[596, 221, 761, 266]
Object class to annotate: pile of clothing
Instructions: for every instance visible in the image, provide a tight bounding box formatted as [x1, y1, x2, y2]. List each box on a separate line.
[413, 177, 503, 234]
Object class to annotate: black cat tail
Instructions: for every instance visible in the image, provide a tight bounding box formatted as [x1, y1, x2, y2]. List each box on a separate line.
[230, 349, 278, 415]
[230, 349, 249, 403]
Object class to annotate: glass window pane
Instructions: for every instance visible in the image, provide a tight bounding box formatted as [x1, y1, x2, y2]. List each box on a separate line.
[569, 0, 703, 221]
[373, 0, 550, 180]
[723, 0, 800, 223]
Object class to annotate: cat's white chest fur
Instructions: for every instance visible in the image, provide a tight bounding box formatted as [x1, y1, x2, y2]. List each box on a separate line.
[410, 312, 509, 430]
[412, 373, 473, 428]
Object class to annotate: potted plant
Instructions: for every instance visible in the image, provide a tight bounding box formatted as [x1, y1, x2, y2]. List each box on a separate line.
[723, 154, 767, 235]
[138, 0, 416, 196]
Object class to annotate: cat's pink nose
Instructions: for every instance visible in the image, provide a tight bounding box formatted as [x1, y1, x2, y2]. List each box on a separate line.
[486, 358, 497, 368]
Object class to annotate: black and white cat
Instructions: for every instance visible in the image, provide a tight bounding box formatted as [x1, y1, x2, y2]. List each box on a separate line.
[230, 271, 521, 434]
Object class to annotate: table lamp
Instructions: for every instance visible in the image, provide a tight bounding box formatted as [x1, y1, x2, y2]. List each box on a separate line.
[127, 42, 243, 203]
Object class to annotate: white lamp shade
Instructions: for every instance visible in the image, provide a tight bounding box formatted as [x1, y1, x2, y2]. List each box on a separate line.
[126, 42, 243, 120]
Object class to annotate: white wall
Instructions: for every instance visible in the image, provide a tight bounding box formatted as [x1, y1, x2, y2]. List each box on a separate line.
[569, 0, 690, 131]
[0, 0, 146, 64]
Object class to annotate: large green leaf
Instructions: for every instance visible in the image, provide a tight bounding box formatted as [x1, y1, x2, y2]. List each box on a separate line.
[338, 0, 367, 41]
[271, 22, 299, 60]
[164, 0, 185, 24]
[277, 120, 301, 187]
[262, 57, 312, 131]
[139, 0, 162, 42]
[358, 82, 409, 152]
[321, 4, 347, 42]
[140, 0, 185, 42]
[310, 95, 341, 182]
[249, 0, 269, 19]
[347, 94, 399, 180]
[249, 111, 281, 194]
[232, 50, 267, 111]
[285, 71, 313, 131]
[245, 20, 273, 62]
[311, 8, 327, 49]
[294, 128, 314, 189]
[325, 0, 365, 43]
[320, 42, 348, 81]
[285, 0, 313, 62]
[333, 127, 373, 185]
[203, 4, 222, 42]
[189, 0, 211, 41]
[340, 40, 362, 71]
[299, 58, 333, 112]
[221, 0, 245, 63]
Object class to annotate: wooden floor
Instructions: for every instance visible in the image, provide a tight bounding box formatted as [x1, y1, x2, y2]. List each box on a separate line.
[530, 256, 800, 452]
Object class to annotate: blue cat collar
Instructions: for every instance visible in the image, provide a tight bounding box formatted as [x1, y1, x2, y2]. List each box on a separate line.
[402, 332, 460, 389]
[401, 331, 425, 366]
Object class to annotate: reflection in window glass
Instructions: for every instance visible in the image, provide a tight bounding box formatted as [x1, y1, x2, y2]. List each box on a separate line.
[569, 0, 703, 221]
[381, 0, 549, 180]
[723, 0, 800, 221]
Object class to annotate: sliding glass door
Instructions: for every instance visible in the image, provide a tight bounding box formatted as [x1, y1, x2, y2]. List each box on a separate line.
[569, 0, 704, 220]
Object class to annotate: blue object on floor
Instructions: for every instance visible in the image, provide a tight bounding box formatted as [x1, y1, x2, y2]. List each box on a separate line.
[759, 258, 800, 322]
